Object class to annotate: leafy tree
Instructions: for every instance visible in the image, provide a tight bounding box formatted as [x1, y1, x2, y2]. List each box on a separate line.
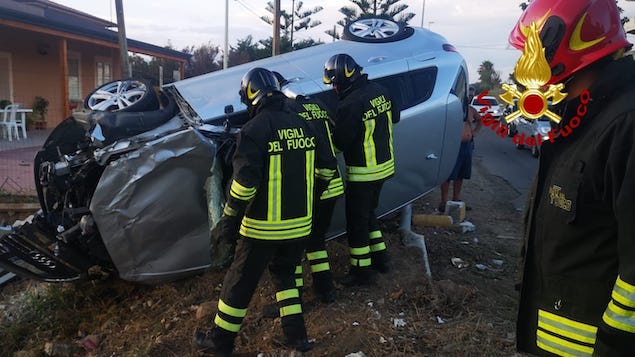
[182, 42, 222, 78]
[476, 60, 502, 94]
[260, 1, 323, 46]
[325, 0, 415, 40]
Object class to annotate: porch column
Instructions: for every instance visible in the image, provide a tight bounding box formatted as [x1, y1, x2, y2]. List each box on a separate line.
[59, 38, 69, 118]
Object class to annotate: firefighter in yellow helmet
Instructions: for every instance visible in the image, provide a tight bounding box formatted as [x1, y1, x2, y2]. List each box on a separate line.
[195, 67, 336, 355]
[323, 53, 400, 285]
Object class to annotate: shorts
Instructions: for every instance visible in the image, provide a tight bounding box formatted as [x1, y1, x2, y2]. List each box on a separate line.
[447, 141, 473, 181]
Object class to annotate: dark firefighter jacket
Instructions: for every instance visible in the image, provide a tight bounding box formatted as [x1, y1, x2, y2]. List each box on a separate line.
[518, 54, 635, 356]
[288, 94, 344, 201]
[333, 74, 400, 183]
[223, 93, 336, 241]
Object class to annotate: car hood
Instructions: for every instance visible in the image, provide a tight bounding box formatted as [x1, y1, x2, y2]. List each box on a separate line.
[166, 28, 451, 121]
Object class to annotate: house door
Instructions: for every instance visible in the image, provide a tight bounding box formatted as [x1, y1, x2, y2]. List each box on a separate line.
[0, 52, 12, 103]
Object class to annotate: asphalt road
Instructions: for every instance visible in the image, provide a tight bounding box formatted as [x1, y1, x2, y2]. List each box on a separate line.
[472, 121, 539, 210]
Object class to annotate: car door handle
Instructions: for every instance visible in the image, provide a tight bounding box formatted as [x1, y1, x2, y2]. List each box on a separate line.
[426, 153, 438, 160]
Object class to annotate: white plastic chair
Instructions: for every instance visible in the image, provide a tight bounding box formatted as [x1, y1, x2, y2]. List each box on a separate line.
[1, 104, 20, 141]
[13, 103, 27, 139]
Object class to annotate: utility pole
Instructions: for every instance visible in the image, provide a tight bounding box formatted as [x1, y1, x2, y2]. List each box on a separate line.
[224, 0, 229, 69]
[420, 0, 426, 28]
[272, 0, 280, 56]
[290, 0, 295, 48]
[115, 0, 131, 78]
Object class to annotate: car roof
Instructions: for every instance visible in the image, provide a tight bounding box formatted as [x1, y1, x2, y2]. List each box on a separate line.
[165, 27, 460, 121]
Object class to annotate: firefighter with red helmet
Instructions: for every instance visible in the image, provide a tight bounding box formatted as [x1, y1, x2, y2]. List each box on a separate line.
[194, 67, 336, 355]
[323, 53, 400, 285]
[510, 0, 635, 355]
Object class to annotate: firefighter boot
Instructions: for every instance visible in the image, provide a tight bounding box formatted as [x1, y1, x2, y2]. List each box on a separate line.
[194, 327, 235, 356]
[371, 250, 391, 274]
[341, 266, 376, 286]
[276, 315, 314, 352]
[312, 270, 336, 303]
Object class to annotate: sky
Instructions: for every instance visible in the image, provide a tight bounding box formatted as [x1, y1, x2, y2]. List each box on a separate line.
[53, 0, 635, 83]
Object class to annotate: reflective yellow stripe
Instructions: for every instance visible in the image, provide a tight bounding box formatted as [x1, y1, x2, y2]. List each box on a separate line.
[295, 278, 303, 287]
[346, 159, 395, 182]
[310, 262, 330, 273]
[536, 330, 593, 356]
[370, 242, 386, 252]
[387, 112, 394, 161]
[614, 276, 635, 308]
[316, 168, 335, 181]
[363, 119, 377, 166]
[230, 180, 256, 201]
[218, 299, 247, 318]
[280, 304, 302, 317]
[325, 122, 337, 157]
[276, 288, 299, 301]
[223, 204, 238, 216]
[214, 314, 241, 333]
[603, 300, 635, 333]
[306, 150, 315, 216]
[351, 257, 372, 267]
[307, 251, 328, 260]
[267, 154, 282, 221]
[295, 265, 302, 274]
[350, 246, 370, 256]
[320, 176, 344, 200]
[369, 230, 382, 239]
[538, 310, 597, 345]
[240, 215, 312, 240]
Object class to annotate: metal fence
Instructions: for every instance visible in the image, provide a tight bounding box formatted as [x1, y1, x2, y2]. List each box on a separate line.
[0, 128, 51, 197]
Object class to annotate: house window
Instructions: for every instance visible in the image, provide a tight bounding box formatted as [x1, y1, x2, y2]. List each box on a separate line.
[67, 53, 81, 101]
[96, 61, 112, 86]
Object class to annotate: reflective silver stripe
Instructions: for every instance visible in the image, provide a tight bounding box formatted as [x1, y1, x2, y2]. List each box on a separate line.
[613, 276, 635, 309]
[603, 300, 635, 333]
[536, 330, 593, 356]
[538, 309, 597, 344]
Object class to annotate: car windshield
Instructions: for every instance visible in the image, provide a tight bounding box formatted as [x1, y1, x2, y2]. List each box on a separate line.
[472, 98, 498, 106]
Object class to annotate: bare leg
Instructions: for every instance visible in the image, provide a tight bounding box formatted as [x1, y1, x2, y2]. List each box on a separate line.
[440, 181, 450, 211]
[452, 179, 463, 201]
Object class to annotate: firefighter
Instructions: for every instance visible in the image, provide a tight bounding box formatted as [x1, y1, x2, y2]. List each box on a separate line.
[323, 53, 400, 285]
[194, 67, 336, 355]
[274, 71, 345, 303]
[510, 0, 635, 355]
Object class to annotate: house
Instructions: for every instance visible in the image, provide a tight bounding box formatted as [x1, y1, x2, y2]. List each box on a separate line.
[0, 0, 190, 128]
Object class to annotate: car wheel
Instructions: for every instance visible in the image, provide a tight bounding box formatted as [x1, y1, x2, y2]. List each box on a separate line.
[342, 17, 414, 43]
[84, 79, 159, 112]
[531, 142, 540, 158]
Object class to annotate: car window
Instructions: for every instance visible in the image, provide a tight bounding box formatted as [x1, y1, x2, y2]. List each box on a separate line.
[451, 67, 467, 118]
[374, 67, 437, 111]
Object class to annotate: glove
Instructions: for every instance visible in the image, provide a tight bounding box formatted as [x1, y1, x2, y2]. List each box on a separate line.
[209, 215, 240, 269]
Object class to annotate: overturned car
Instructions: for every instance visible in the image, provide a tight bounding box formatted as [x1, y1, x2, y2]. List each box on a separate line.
[0, 19, 468, 284]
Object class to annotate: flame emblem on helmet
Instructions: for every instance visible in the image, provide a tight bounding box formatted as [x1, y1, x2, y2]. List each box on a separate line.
[246, 82, 260, 100]
[569, 12, 606, 51]
[500, 22, 567, 124]
[344, 64, 356, 78]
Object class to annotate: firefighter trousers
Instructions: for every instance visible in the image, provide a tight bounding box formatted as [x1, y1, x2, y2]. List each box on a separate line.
[212, 236, 308, 344]
[344, 180, 388, 275]
[296, 198, 338, 293]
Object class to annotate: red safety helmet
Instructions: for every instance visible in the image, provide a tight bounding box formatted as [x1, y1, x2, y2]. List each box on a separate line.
[509, 0, 630, 85]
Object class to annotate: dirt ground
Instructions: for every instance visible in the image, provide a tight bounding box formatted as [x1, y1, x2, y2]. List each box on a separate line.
[0, 156, 525, 357]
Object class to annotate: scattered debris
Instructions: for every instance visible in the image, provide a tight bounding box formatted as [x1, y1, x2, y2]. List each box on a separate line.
[392, 318, 406, 328]
[43, 342, 81, 356]
[345, 352, 366, 357]
[195, 301, 217, 320]
[436, 316, 446, 324]
[80, 334, 101, 352]
[492, 259, 504, 267]
[451, 257, 469, 269]
[379, 336, 387, 344]
[352, 321, 360, 326]
[474, 264, 487, 271]
[389, 289, 404, 300]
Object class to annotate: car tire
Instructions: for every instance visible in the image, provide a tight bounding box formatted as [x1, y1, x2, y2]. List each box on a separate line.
[342, 17, 414, 43]
[84, 78, 159, 112]
[531, 142, 540, 158]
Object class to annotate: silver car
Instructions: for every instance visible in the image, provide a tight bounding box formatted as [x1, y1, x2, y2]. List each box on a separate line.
[0, 18, 467, 283]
